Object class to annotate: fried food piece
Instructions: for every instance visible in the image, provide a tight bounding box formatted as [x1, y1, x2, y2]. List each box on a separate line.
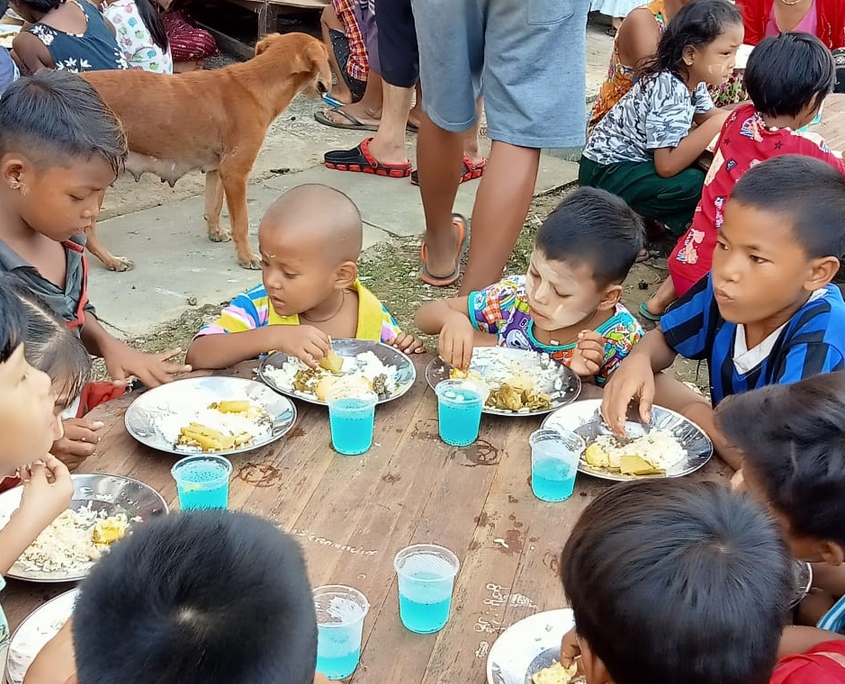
[211, 400, 250, 414]
[319, 349, 344, 374]
[178, 423, 236, 451]
[488, 383, 523, 411]
[619, 455, 664, 476]
[293, 368, 320, 393]
[92, 518, 129, 545]
[532, 661, 578, 684]
[314, 375, 372, 402]
[584, 443, 610, 468]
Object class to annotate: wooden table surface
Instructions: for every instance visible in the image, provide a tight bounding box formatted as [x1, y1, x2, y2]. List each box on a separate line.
[3, 355, 730, 683]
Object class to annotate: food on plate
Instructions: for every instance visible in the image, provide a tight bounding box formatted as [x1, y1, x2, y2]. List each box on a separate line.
[583, 430, 685, 474]
[319, 347, 344, 374]
[486, 383, 551, 412]
[532, 660, 579, 684]
[174, 401, 269, 452]
[313, 374, 371, 402]
[448, 354, 555, 412]
[9, 506, 133, 576]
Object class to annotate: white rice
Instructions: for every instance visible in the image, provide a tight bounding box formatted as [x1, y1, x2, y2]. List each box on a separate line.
[469, 348, 567, 399]
[593, 429, 686, 470]
[157, 406, 271, 451]
[264, 351, 398, 398]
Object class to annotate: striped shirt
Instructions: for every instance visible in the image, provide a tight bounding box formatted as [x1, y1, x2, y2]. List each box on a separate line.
[660, 275, 845, 404]
[196, 280, 402, 344]
[818, 594, 845, 634]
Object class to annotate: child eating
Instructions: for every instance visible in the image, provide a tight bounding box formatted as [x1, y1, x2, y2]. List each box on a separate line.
[0, 70, 190, 389]
[187, 183, 424, 370]
[579, 0, 740, 235]
[643, 32, 845, 319]
[558, 479, 796, 684]
[601, 155, 845, 469]
[415, 187, 644, 384]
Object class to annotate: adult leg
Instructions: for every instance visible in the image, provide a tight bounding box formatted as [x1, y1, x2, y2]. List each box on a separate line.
[321, 6, 354, 105]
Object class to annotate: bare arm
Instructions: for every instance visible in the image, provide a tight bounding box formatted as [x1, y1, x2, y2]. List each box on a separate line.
[415, 297, 471, 335]
[186, 325, 331, 370]
[653, 111, 729, 177]
[23, 621, 76, 684]
[616, 7, 661, 69]
[778, 625, 845, 659]
[10, 31, 54, 74]
[415, 297, 496, 370]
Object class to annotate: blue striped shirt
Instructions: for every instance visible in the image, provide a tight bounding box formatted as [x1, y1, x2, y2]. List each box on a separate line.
[818, 594, 845, 633]
[660, 275, 845, 404]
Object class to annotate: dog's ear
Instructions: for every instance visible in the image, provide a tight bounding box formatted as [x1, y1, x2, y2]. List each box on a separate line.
[255, 33, 281, 57]
[297, 38, 332, 93]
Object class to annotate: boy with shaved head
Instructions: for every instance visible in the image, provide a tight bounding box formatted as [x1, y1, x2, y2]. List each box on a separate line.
[187, 184, 423, 369]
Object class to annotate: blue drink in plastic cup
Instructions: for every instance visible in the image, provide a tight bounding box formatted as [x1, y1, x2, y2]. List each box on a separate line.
[529, 429, 585, 502]
[314, 585, 369, 680]
[328, 389, 378, 456]
[394, 544, 460, 634]
[435, 380, 484, 447]
[171, 455, 232, 510]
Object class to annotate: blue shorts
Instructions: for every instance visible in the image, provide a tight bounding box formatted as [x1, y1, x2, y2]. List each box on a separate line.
[410, 0, 590, 149]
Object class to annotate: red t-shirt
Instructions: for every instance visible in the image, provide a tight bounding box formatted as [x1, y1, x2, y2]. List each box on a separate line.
[771, 640, 845, 683]
[668, 104, 845, 295]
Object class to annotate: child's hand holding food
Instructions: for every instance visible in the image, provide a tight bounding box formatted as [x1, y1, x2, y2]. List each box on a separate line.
[569, 330, 605, 379]
[559, 627, 583, 674]
[18, 456, 73, 531]
[601, 353, 656, 438]
[386, 332, 426, 355]
[438, 311, 476, 371]
[275, 325, 331, 369]
[51, 418, 104, 471]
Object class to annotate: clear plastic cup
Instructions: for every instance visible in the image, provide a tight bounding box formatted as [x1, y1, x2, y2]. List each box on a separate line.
[314, 585, 370, 680]
[529, 428, 585, 502]
[393, 544, 460, 634]
[327, 388, 378, 456]
[171, 455, 232, 510]
[435, 379, 484, 447]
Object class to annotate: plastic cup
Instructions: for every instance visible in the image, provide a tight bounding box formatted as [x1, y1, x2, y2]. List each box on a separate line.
[393, 544, 460, 634]
[314, 585, 370, 680]
[171, 455, 232, 510]
[435, 380, 484, 447]
[328, 388, 378, 456]
[529, 428, 585, 502]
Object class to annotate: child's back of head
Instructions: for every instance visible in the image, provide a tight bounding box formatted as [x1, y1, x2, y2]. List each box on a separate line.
[745, 32, 835, 121]
[73, 510, 318, 684]
[717, 372, 845, 556]
[536, 187, 644, 287]
[562, 479, 790, 684]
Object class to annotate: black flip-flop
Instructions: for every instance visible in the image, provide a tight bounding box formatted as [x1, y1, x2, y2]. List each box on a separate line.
[314, 108, 378, 132]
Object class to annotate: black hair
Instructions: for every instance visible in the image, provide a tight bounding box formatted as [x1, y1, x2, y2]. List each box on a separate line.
[561, 480, 790, 684]
[0, 70, 127, 176]
[745, 33, 835, 119]
[639, 0, 742, 83]
[717, 373, 845, 548]
[4, 277, 91, 406]
[12, 0, 64, 13]
[134, 0, 169, 52]
[74, 510, 318, 684]
[0, 276, 27, 364]
[0, 1, 9, 18]
[729, 155, 845, 260]
[535, 187, 645, 286]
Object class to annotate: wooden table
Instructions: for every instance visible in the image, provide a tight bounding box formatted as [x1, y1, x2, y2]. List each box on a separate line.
[3, 356, 729, 683]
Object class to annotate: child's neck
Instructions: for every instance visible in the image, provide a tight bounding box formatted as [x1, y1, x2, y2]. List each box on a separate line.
[759, 112, 804, 131]
[743, 294, 813, 349]
[0, 204, 55, 255]
[531, 307, 612, 347]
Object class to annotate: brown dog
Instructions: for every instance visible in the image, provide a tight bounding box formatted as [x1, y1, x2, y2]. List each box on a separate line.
[82, 32, 331, 271]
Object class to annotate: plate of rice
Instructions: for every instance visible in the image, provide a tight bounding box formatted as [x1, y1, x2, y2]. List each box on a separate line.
[124, 376, 297, 455]
[0, 474, 167, 582]
[258, 339, 416, 406]
[541, 399, 712, 481]
[426, 347, 581, 417]
[5, 588, 78, 684]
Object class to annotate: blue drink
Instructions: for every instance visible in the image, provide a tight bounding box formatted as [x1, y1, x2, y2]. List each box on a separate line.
[394, 545, 460, 634]
[328, 391, 377, 456]
[314, 586, 369, 680]
[171, 456, 232, 510]
[435, 380, 484, 447]
[529, 429, 585, 503]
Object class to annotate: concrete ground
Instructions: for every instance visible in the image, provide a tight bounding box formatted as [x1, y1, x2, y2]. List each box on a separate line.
[89, 18, 617, 338]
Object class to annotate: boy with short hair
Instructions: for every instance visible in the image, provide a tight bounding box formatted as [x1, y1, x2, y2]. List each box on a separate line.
[602, 155, 845, 469]
[559, 479, 792, 684]
[186, 183, 424, 370]
[25, 510, 323, 684]
[0, 70, 189, 388]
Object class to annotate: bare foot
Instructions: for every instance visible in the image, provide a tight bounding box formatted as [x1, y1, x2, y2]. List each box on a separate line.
[328, 86, 354, 106]
[367, 135, 410, 166]
[409, 105, 422, 130]
[327, 101, 381, 127]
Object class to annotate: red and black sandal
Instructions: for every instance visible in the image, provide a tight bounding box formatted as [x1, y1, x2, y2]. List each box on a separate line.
[324, 137, 412, 178]
[410, 154, 486, 186]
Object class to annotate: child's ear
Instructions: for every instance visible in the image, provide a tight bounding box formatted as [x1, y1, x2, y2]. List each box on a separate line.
[682, 45, 696, 68]
[334, 260, 358, 289]
[819, 540, 845, 566]
[597, 284, 623, 311]
[1, 156, 26, 189]
[806, 256, 840, 290]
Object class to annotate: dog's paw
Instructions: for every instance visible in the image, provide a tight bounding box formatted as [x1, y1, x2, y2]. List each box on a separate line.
[107, 256, 135, 272]
[238, 254, 262, 270]
[208, 228, 232, 243]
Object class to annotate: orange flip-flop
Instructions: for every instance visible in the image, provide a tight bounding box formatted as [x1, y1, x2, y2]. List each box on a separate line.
[419, 214, 468, 287]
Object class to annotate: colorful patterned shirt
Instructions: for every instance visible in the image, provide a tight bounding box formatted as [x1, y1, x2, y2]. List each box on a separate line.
[104, 0, 173, 73]
[196, 280, 402, 344]
[467, 276, 642, 385]
[333, 0, 368, 82]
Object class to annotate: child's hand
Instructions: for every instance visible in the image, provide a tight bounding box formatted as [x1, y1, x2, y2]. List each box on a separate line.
[18, 457, 73, 531]
[601, 355, 656, 437]
[439, 312, 476, 370]
[51, 418, 104, 471]
[386, 333, 426, 354]
[559, 628, 583, 673]
[275, 325, 331, 369]
[105, 345, 191, 388]
[569, 330, 605, 378]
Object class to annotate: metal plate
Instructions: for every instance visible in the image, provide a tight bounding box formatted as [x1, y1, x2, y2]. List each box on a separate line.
[487, 609, 574, 684]
[0, 24, 20, 49]
[0, 474, 167, 582]
[542, 399, 713, 481]
[790, 559, 813, 609]
[125, 376, 296, 456]
[5, 589, 77, 684]
[258, 339, 416, 406]
[425, 348, 581, 417]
